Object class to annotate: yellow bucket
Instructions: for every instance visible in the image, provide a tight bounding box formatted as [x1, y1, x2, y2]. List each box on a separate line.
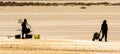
[34, 34, 40, 39]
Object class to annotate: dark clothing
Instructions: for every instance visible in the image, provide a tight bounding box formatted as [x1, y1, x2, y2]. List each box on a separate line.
[100, 23, 108, 42]
[101, 33, 107, 41]
[101, 24, 108, 34]
[21, 22, 27, 39]
[22, 22, 27, 33]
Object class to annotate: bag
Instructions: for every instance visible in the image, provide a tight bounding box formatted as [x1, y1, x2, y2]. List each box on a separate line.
[25, 34, 32, 39]
[26, 23, 32, 33]
[26, 28, 30, 33]
[15, 34, 21, 39]
[92, 32, 100, 41]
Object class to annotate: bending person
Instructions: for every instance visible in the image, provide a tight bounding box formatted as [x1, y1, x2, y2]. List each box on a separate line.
[21, 19, 31, 39]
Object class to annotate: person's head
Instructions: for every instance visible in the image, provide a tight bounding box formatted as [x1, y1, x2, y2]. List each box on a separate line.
[103, 20, 107, 24]
[24, 19, 27, 23]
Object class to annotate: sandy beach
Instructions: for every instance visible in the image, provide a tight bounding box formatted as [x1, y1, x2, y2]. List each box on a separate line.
[0, 39, 120, 54]
[0, 6, 120, 41]
[0, 1, 120, 53]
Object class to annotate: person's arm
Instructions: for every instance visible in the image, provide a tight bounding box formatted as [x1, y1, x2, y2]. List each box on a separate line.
[100, 24, 102, 33]
[100, 29, 101, 33]
[27, 23, 32, 28]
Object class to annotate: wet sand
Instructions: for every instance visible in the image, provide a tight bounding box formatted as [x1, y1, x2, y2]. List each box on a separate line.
[0, 39, 120, 54]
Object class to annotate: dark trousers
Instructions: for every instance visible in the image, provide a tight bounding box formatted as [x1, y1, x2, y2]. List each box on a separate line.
[101, 33, 107, 42]
[22, 32, 28, 39]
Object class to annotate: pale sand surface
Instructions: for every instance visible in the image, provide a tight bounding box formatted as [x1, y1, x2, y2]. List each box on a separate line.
[0, 6, 120, 41]
[0, 39, 120, 54]
[0, 6, 120, 54]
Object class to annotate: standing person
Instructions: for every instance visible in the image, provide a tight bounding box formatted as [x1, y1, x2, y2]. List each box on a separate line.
[21, 19, 31, 39]
[100, 20, 108, 42]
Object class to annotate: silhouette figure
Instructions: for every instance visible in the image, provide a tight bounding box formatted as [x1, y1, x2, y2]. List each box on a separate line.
[21, 19, 31, 39]
[100, 20, 108, 42]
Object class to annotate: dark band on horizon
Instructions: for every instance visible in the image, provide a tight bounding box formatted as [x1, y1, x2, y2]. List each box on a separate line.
[0, 1, 120, 6]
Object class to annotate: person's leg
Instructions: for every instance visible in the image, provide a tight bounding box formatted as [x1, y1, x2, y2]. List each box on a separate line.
[22, 32, 24, 39]
[101, 33, 104, 39]
[105, 34, 107, 42]
[25, 33, 28, 39]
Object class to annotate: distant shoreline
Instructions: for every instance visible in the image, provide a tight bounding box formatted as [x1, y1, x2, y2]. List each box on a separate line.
[0, 1, 120, 6]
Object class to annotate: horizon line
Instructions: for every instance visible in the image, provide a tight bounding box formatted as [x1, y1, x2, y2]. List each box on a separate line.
[0, 13, 120, 15]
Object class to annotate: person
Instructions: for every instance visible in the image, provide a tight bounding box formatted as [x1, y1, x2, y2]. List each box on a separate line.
[99, 20, 108, 42]
[21, 19, 31, 39]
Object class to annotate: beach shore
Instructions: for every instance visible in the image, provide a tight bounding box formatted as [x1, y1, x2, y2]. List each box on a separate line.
[0, 6, 120, 41]
[0, 39, 120, 54]
[0, 4, 120, 54]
